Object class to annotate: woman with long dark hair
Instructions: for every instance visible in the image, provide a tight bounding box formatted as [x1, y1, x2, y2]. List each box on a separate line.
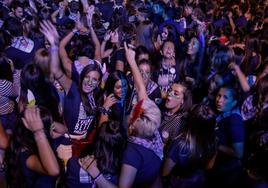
[40, 20, 103, 156]
[18, 64, 61, 122]
[66, 120, 126, 188]
[6, 106, 60, 188]
[162, 104, 217, 188]
[99, 70, 131, 125]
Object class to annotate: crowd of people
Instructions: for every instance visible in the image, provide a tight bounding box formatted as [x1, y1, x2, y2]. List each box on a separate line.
[0, 0, 268, 187]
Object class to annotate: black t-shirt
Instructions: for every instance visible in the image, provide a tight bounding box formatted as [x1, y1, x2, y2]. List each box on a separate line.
[19, 151, 57, 188]
[122, 142, 161, 187]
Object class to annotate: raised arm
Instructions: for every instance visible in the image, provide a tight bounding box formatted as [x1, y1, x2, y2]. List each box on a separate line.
[59, 30, 75, 78]
[101, 31, 113, 58]
[22, 107, 60, 176]
[227, 11, 236, 34]
[40, 20, 72, 93]
[124, 42, 148, 101]
[86, 5, 101, 62]
[59, 12, 85, 78]
[229, 62, 250, 92]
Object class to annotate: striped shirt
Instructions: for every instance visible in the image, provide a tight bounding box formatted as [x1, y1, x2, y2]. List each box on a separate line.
[0, 70, 20, 114]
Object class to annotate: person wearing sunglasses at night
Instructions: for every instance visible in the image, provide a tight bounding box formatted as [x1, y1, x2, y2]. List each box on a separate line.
[159, 82, 193, 146]
[40, 20, 103, 157]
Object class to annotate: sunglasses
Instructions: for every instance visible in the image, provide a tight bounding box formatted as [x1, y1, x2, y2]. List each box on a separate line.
[83, 77, 99, 86]
[167, 90, 182, 99]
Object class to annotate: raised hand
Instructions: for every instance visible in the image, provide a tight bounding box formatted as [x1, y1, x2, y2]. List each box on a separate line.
[124, 42, 136, 64]
[40, 20, 59, 46]
[103, 94, 117, 110]
[86, 5, 95, 26]
[79, 155, 100, 178]
[75, 12, 84, 31]
[22, 106, 44, 133]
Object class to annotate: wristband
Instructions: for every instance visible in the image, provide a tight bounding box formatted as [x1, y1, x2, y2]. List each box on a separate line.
[93, 172, 102, 181]
[72, 28, 78, 35]
[50, 46, 59, 53]
[99, 107, 111, 115]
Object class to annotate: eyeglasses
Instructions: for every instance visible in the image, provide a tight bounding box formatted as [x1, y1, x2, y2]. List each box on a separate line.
[83, 77, 99, 86]
[167, 90, 182, 99]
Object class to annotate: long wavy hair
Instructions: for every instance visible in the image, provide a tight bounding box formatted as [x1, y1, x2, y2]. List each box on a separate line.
[93, 121, 126, 174]
[174, 104, 217, 168]
[6, 106, 53, 188]
[79, 63, 103, 116]
[104, 70, 130, 99]
[19, 64, 61, 122]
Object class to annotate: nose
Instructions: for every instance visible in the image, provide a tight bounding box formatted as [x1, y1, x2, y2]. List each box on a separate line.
[217, 96, 223, 103]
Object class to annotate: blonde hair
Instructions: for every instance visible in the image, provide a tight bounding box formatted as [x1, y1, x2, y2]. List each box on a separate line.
[131, 99, 161, 137]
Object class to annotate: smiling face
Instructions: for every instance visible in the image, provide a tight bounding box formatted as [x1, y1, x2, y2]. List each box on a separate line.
[162, 41, 175, 59]
[216, 87, 237, 112]
[82, 71, 100, 93]
[165, 83, 185, 113]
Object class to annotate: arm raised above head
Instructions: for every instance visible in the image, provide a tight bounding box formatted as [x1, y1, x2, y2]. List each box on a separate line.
[124, 42, 148, 101]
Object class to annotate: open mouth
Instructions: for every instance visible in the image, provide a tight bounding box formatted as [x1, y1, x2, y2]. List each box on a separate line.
[84, 84, 94, 91]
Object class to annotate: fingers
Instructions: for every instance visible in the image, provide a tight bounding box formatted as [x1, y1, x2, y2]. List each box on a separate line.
[79, 155, 96, 170]
[123, 41, 128, 51]
[106, 94, 116, 103]
[40, 20, 54, 35]
[22, 117, 29, 129]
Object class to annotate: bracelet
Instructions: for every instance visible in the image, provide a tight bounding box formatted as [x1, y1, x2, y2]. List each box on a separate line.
[55, 73, 64, 80]
[50, 46, 59, 53]
[93, 172, 102, 182]
[72, 28, 78, 35]
[99, 107, 111, 115]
